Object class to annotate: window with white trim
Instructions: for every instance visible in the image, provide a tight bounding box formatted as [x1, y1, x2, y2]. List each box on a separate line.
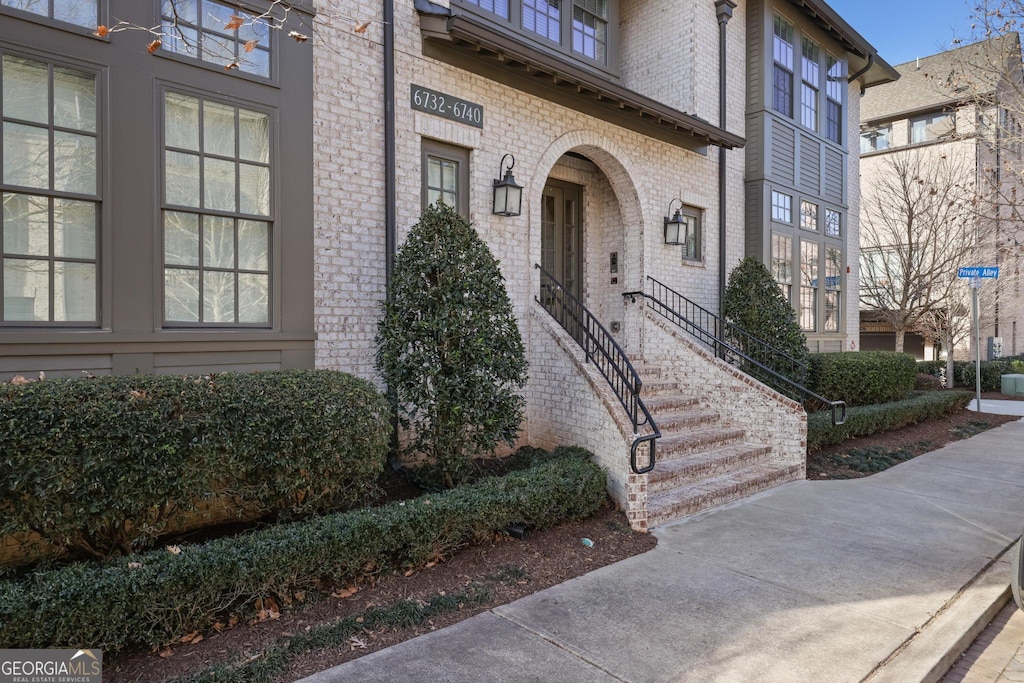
[1, 52, 98, 324]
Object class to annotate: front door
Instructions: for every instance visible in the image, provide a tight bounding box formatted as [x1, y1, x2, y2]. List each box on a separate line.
[540, 180, 583, 301]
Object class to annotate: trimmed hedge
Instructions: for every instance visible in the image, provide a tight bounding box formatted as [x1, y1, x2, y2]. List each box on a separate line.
[807, 351, 917, 407]
[918, 359, 1024, 391]
[0, 370, 390, 559]
[0, 450, 606, 653]
[807, 390, 973, 451]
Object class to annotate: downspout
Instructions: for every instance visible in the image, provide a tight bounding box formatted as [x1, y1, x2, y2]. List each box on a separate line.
[384, 0, 396, 294]
[715, 0, 736, 320]
[384, 0, 398, 459]
[848, 53, 873, 92]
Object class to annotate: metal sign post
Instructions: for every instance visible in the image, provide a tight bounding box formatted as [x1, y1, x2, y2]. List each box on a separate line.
[957, 267, 1000, 412]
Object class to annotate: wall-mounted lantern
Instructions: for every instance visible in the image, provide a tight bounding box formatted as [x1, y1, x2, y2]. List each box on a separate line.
[493, 153, 523, 217]
[664, 198, 686, 245]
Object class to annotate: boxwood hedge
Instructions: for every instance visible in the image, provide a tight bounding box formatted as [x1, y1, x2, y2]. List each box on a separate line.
[0, 451, 605, 653]
[0, 370, 391, 560]
[808, 351, 917, 407]
[807, 390, 973, 451]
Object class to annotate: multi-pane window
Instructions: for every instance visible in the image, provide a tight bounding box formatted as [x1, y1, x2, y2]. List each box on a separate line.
[1, 54, 98, 324]
[800, 200, 817, 231]
[860, 125, 890, 153]
[801, 38, 819, 131]
[572, 0, 607, 63]
[0, 0, 96, 28]
[825, 55, 844, 144]
[824, 246, 841, 332]
[463, 0, 510, 19]
[160, 0, 272, 78]
[679, 206, 701, 261]
[426, 156, 458, 208]
[800, 240, 818, 331]
[771, 232, 793, 302]
[771, 190, 792, 223]
[910, 112, 955, 143]
[824, 208, 841, 237]
[772, 15, 794, 118]
[163, 92, 272, 325]
[523, 0, 560, 43]
[421, 140, 469, 218]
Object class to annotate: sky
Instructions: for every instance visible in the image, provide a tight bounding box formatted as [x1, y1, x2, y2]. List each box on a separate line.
[826, 0, 978, 67]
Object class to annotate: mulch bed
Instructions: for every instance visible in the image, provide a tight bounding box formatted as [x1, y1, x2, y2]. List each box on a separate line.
[104, 506, 657, 683]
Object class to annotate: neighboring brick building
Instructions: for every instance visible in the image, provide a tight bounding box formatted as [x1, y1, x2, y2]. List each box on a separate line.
[0, 0, 893, 528]
[859, 35, 1024, 361]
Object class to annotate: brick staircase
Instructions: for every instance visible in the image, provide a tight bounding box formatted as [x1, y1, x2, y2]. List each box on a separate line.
[639, 362, 803, 528]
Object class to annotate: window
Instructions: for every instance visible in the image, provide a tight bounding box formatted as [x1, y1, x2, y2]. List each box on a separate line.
[0, 0, 97, 28]
[162, 92, 272, 325]
[771, 190, 792, 223]
[2, 53, 98, 324]
[800, 200, 817, 231]
[800, 38, 819, 131]
[523, 0, 560, 42]
[824, 246, 841, 332]
[572, 0, 607, 63]
[911, 112, 955, 143]
[772, 15, 794, 118]
[860, 125, 890, 153]
[421, 140, 470, 218]
[160, 0, 272, 78]
[679, 205, 701, 261]
[800, 240, 818, 331]
[824, 208, 841, 237]
[464, 0, 510, 19]
[771, 232, 793, 302]
[825, 55, 844, 144]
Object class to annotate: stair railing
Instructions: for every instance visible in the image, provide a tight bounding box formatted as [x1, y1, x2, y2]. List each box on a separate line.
[624, 276, 846, 426]
[535, 264, 660, 474]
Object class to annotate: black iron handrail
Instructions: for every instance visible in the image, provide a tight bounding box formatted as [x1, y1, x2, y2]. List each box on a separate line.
[534, 264, 660, 474]
[624, 276, 846, 426]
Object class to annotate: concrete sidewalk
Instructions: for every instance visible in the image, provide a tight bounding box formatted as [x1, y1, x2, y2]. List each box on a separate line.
[301, 416, 1024, 683]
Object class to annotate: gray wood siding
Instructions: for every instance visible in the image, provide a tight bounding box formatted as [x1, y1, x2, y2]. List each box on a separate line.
[745, 182, 766, 260]
[746, 0, 765, 113]
[745, 115, 765, 179]
[824, 147, 844, 202]
[770, 120, 796, 185]
[799, 134, 821, 194]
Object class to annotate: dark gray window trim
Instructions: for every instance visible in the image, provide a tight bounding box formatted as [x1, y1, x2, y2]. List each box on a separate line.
[449, 0, 620, 77]
[0, 44, 106, 328]
[157, 81, 278, 329]
[0, 1, 108, 38]
[680, 204, 703, 262]
[421, 138, 470, 219]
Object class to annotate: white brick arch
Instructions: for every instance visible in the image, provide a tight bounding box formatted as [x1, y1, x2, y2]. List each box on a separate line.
[528, 130, 649, 292]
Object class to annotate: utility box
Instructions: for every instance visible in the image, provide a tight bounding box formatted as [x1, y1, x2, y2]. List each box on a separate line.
[989, 336, 1004, 359]
[1002, 374, 1024, 396]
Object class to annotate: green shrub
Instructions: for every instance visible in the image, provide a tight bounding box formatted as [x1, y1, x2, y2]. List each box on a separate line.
[377, 203, 528, 486]
[0, 370, 390, 560]
[807, 351, 916, 407]
[722, 257, 808, 398]
[956, 360, 1014, 391]
[807, 391, 973, 451]
[0, 450, 605, 653]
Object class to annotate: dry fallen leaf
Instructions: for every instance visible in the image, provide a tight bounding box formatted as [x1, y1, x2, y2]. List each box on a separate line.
[158, 647, 174, 658]
[147, 40, 162, 53]
[10, 375, 29, 385]
[348, 636, 368, 650]
[243, 39, 258, 53]
[224, 14, 244, 30]
[94, 25, 109, 37]
[353, 21, 371, 33]
[224, 62, 240, 71]
[288, 30, 309, 42]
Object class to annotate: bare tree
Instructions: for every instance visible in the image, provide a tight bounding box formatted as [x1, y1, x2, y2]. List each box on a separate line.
[860, 148, 979, 355]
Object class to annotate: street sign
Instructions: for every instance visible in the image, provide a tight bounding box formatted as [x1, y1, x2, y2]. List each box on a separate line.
[958, 266, 1000, 278]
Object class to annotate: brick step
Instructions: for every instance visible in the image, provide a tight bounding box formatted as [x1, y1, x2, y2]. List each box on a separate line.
[651, 409, 720, 432]
[647, 463, 803, 528]
[641, 380, 681, 395]
[648, 443, 773, 494]
[655, 427, 748, 461]
[643, 394, 701, 413]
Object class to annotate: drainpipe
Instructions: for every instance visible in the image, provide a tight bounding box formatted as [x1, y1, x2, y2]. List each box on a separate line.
[384, 0, 396, 296]
[715, 0, 736, 321]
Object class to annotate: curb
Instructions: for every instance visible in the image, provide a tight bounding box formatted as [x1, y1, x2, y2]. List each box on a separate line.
[864, 543, 1016, 683]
